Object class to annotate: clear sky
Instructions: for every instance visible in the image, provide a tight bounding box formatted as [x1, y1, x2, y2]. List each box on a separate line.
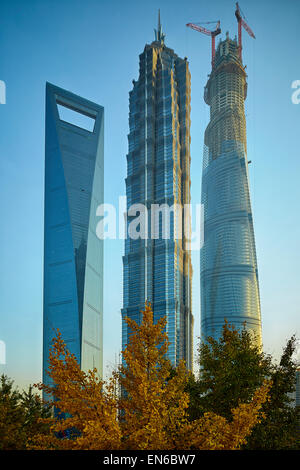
[0, 0, 299, 390]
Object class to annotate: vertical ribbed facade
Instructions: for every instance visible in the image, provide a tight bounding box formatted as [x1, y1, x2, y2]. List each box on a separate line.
[201, 36, 262, 344]
[43, 83, 104, 390]
[122, 24, 193, 369]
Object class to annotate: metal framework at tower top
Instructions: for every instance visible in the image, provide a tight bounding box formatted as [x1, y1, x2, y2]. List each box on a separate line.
[235, 2, 256, 61]
[187, 2, 255, 67]
[186, 21, 221, 68]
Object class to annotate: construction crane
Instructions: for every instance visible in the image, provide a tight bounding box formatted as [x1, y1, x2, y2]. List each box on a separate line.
[186, 21, 221, 68]
[235, 2, 255, 61]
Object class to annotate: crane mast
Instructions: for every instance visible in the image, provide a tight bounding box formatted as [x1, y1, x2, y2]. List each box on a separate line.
[187, 4, 255, 67]
[235, 2, 256, 60]
[186, 21, 221, 68]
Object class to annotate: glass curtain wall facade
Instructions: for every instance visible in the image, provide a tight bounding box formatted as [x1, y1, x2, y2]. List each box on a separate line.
[200, 36, 262, 345]
[43, 83, 104, 390]
[122, 20, 193, 370]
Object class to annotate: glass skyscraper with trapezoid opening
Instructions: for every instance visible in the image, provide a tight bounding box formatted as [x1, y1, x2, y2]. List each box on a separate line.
[43, 83, 104, 392]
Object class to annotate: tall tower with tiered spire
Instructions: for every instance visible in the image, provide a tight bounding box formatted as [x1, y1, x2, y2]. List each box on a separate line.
[122, 13, 194, 369]
[200, 34, 262, 345]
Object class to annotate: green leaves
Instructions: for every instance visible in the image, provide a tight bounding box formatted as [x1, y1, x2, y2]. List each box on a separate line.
[0, 374, 51, 450]
[186, 322, 300, 450]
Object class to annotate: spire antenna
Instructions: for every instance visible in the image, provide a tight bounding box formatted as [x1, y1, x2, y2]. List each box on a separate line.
[154, 9, 165, 44]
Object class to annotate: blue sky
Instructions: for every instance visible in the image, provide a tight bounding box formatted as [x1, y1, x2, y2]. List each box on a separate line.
[0, 0, 299, 389]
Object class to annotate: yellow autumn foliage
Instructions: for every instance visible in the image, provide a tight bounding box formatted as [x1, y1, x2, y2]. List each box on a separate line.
[176, 380, 271, 450]
[29, 302, 271, 450]
[30, 332, 121, 450]
[117, 301, 190, 450]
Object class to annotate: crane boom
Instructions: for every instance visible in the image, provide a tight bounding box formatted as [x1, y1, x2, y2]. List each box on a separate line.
[186, 23, 213, 37]
[235, 2, 255, 60]
[186, 21, 221, 68]
[240, 17, 255, 39]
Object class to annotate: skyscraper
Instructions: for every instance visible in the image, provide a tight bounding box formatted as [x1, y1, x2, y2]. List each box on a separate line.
[43, 83, 104, 388]
[122, 15, 193, 369]
[200, 34, 262, 344]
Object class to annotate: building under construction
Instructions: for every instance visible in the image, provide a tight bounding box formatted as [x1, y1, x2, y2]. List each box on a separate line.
[199, 9, 262, 344]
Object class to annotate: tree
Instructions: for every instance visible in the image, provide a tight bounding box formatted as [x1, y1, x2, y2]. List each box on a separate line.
[117, 301, 190, 450]
[0, 374, 51, 450]
[187, 321, 272, 421]
[245, 336, 300, 449]
[20, 385, 51, 443]
[29, 332, 121, 450]
[177, 380, 271, 450]
[0, 375, 25, 449]
[30, 303, 271, 450]
[187, 321, 299, 450]
[118, 303, 271, 450]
